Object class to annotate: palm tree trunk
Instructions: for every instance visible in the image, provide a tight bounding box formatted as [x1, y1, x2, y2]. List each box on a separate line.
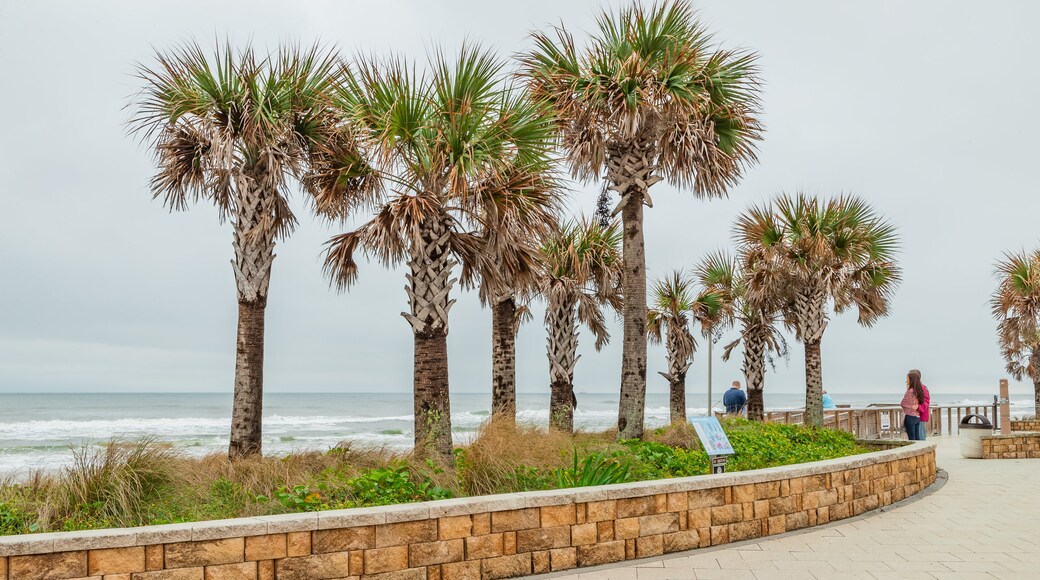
[228, 172, 276, 459]
[743, 330, 766, 422]
[1033, 379, 1040, 420]
[547, 285, 578, 432]
[804, 338, 824, 428]
[668, 376, 687, 424]
[228, 299, 266, 458]
[403, 216, 457, 466]
[491, 296, 517, 421]
[609, 143, 654, 440]
[414, 330, 453, 464]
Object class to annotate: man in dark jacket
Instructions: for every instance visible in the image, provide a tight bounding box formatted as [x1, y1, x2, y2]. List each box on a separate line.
[723, 381, 747, 414]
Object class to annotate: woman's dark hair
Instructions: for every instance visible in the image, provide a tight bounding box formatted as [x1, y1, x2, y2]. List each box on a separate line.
[907, 369, 924, 403]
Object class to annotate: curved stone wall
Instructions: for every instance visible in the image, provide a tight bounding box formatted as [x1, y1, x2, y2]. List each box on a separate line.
[0, 441, 936, 580]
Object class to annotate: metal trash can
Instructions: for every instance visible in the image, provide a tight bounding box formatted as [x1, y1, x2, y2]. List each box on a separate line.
[959, 414, 993, 458]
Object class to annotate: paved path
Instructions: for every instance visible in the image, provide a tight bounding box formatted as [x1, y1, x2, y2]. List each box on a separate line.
[540, 437, 1038, 580]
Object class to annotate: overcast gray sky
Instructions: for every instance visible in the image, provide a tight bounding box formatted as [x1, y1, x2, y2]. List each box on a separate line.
[1, 0, 1038, 398]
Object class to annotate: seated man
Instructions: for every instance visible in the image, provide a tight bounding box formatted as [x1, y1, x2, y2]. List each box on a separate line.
[723, 380, 747, 415]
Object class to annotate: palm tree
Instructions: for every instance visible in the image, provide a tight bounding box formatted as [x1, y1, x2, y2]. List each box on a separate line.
[130, 43, 354, 459]
[521, 0, 763, 439]
[474, 169, 563, 423]
[541, 218, 623, 432]
[646, 271, 710, 424]
[736, 194, 901, 427]
[320, 46, 558, 464]
[991, 250, 1040, 417]
[696, 252, 786, 421]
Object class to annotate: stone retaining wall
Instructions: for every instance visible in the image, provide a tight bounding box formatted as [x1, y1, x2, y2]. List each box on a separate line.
[982, 433, 1040, 459]
[1010, 420, 1040, 432]
[0, 442, 936, 580]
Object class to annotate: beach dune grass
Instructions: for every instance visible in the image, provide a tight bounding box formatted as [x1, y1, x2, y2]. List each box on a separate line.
[0, 419, 868, 536]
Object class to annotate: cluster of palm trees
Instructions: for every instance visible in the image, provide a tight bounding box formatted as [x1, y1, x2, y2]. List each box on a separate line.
[129, 1, 764, 463]
[130, 1, 899, 463]
[650, 195, 901, 428]
[992, 251, 1040, 416]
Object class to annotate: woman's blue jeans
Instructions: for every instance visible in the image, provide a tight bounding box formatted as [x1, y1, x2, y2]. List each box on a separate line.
[904, 415, 923, 441]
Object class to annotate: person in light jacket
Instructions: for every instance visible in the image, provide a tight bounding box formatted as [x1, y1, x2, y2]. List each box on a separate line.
[901, 370, 926, 441]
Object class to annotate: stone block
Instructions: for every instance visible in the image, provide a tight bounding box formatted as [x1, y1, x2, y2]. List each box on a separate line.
[89, 547, 146, 575]
[165, 539, 243, 569]
[614, 517, 639, 540]
[709, 525, 728, 546]
[145, 545, 163, 571]
[313, 527, 374, 553]
[490, 508, 539, 532]
[731, 484, 755, 504]
[638, 513, 679, 536]
[438, 516, 472, 540]
[754, 481, 781, 499]
[767, 515, 786, 535]
[503, 531, 516, 555]
[569, 523, 597, 546]
[286, 532, 310, 558]
[131, 568, 204, 580]
[666, 492, 688, 512]
[203, 562, 256, 580]
[0, 556, 6, 579]
[375, 521, 437, 548]
[662, 530, 699, 553]
[585, 500, 616, 522]
[687, 488, 725, 509]
[753, 500, 770, 519]
[596, 520, 614, 542]
[428, 564, 442, 580]
[257, 560, 273, 580]
[768, 495, 802, 516]
[360, 569, 425, 580]
[625, 538, 636, 560]
[532, 551, 550, 575]
[471, 513, 490, 536]
[635, 534, 663, 558]
[365, 546, 409, 574]
[785, 511, 809, 531]
[576, 541, 625, 567]
[687, 508, 711, 529]
[616, 496, 658, 519]
[465, 533, 503, 559]
[409, 539, 463, 567]
[728, 520, 763, 542]
[549, 547, 577, 571]
[441, 560, 480, 580]
[9, 551, 88, 580]
[539, 505, 576, 527]
[710, 504, 743, 526]
[244, 534, 286, 561]
[480, 554, 531, 580]
[273, 552, 351, 580]
[515, 526, 570, 552]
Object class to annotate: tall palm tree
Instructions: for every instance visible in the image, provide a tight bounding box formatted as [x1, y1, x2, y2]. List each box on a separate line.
[521, 0, 763, 439]
[991, 250, 1040, 417]
[130, 43, 355, 459]
[320, 46, 558, 464]
[696, 251, 786, 421]
[736, 194, 901, 427]
[541, 218, 623, 432]
[474, 170, 563, 422]
[647, 271, 712, 424]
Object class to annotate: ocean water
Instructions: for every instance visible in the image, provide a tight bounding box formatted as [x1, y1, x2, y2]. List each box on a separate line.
[0, 391, 1033, 474]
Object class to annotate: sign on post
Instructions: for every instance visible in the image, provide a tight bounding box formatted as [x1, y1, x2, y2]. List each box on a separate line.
[689, 416, 735, 474]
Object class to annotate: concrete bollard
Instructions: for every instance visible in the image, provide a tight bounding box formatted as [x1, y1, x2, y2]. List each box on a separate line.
[1000, 378, 1011, 435]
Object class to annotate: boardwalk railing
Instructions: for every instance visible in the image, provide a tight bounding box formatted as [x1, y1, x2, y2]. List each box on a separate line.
[723, 402, 1000, 439]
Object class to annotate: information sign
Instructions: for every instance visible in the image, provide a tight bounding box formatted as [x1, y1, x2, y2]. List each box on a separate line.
[689, 416, 735, 456]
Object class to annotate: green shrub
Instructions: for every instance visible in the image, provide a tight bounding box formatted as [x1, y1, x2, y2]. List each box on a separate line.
[347, 464, 453, 506]
[553, 451, 632, 488]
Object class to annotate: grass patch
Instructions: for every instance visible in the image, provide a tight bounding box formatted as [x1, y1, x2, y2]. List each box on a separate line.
[0, 419, 869, 535]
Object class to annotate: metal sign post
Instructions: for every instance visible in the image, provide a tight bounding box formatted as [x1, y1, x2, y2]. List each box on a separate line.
[710, 455, 727, 474]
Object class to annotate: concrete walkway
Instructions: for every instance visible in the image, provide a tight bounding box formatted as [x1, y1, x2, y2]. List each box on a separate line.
[540, 437, 1038, 580]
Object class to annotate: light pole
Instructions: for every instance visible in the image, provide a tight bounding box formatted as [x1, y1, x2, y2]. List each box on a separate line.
[706, 339, 712, 416]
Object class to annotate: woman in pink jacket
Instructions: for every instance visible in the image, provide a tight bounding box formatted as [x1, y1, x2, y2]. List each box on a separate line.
[901, 369, 929, 441]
